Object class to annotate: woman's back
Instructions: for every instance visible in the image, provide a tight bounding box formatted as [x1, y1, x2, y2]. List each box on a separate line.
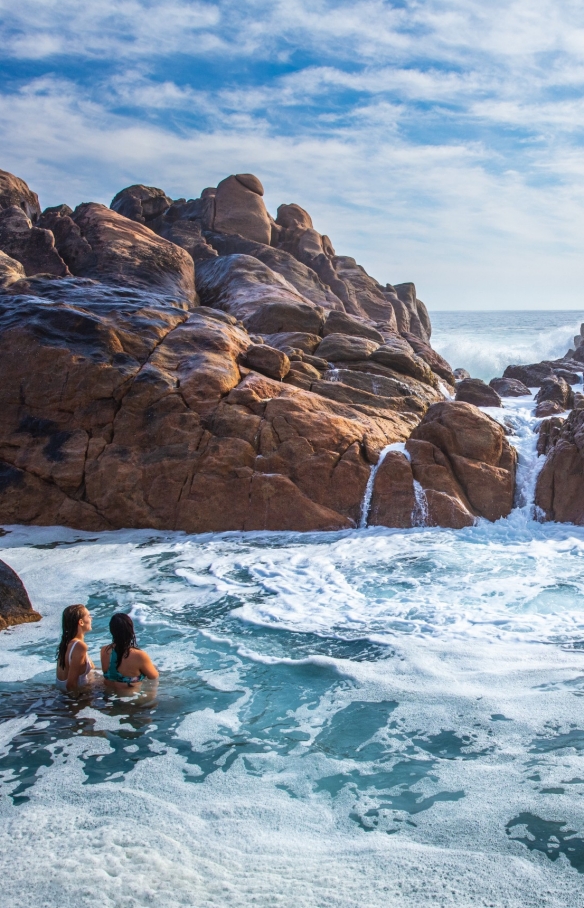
[101, 644, 157, 683]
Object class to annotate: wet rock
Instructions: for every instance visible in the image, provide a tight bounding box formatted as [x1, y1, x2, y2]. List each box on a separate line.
[0, 251, 26, 288]
[0, 169, 41, 223]
[453, 368, 471, 381]
[370, 402, 516, 528]
[534, 400, 565, 418]
[244, 344, 290, 380]
[316, 333, 379, 363]
[0, 558, 41, 631]
[0, 206, 69, 276]
[536, 408, 584, 523]
[110, 184, 172, 224]
[503, 363, 554, 387]
[368, 452, 416, 527]
[455, 378, 502, 408]
[553, 367, 581, 385]
[213, 174, 271, 244]
[489, 377, 531, 397]
[535, 376, 573, 410]
[537, 416, 565, 456]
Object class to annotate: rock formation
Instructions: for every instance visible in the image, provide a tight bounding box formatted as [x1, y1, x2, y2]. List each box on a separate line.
[536, 409, 584, 523]
[0, 167, 468, 532]
[455, 378, 501, 408]
[369, 402, 517, 528]
[0, 558, 41, 630]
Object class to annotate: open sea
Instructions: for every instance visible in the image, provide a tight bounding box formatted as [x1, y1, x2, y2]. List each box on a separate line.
[2, 311, 584, 907]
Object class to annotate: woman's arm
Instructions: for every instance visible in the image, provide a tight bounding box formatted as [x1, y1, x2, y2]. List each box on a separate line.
[66, 641, 89, 691]
[100, 645, 111, 673]
[138, 650, 159, 680]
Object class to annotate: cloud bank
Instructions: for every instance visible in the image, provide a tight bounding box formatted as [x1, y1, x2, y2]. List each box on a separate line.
[1, 0, 584, 309]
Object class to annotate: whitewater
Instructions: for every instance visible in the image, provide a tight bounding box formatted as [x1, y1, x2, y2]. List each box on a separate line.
[2, 318, 584, 906]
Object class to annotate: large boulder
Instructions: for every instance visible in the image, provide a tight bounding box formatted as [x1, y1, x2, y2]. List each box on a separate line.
[534, 376, 574, 410]
[0, 559, 41, 631]
[243, 343, 290, 380]
[489, 377, 531, 397]
[503, 362, 553, 387]
[0, 251, 26, 288]
[536, 408, 584, 523]
[369, 402, 516, 528]
[49, 203, 196, 301]
[110, 184, 172, 224]
[455, 378, 502, 408]
[0, 169, 41, 223]
[316, 333, 379, 363]
[213, 174, 271, 244]
[0, 206, 69, 276]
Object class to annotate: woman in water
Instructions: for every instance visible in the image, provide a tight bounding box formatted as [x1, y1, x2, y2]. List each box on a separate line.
[56, 604, 95, 692]
[101, 612, 159, 687]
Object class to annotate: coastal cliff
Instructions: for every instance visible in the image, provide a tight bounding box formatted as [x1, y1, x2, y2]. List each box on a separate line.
[0, 167, 515, 531]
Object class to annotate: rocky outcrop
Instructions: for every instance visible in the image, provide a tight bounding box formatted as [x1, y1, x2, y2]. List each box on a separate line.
[369, 402, 516, 528]
[0, 169, 41, 223]
[534, 376, 573, 411]
[0, 251, 25, 288]
[503, 361, 581, 387]
[213, 174, 271, 245]
[537, 416, 565, 457]
[455, 378, 501, 408]
[0, 206, 69, 276]
[489, 377, 530, 397]
[535, 409, 584, 523]
[0, 559, 41, 631]
[453, 368, 471, 381]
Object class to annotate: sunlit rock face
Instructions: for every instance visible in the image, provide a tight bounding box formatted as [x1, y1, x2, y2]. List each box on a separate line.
[0, 167, 481, 533]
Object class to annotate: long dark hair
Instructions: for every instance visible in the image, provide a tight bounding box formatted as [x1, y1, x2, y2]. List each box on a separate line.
[110, 613, 137, 667]
[56, 604, 86, 669]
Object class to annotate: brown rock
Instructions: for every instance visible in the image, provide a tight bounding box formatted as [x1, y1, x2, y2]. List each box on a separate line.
[288, 361, 321, 380]
[401, 332, 455, 386]
[370, 337, 437, 385]
[503, 363, 553, 387]
[535, 376, 573, 410]
[387, 401, 517, 527]
[368, 451, 416, 527]
[537, 416, 565, 456]
[489, 377, 531, 397]
[244, 344, 290, 380]
[391, 282, 432, 342]
[0, 206, 69, 276]
[534, 400, 565, 418]
[455, 378, 502, 408]
[316, 333, 379, 362]
[110, 184, 172, 224]
[453, 368, 471, 381]
[0, 169, 41, 223]
[276, 204, 313, 231]
[263, 332, 322, 354]
[214, 174, 271, 244]
[0, 251, 26, 288]
[323, 309, 384, 343]
[0, 558, 41, 631]
[535, 408, 584, 523]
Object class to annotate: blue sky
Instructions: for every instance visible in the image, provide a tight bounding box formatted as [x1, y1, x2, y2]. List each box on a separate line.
[1, 0, 584, 310]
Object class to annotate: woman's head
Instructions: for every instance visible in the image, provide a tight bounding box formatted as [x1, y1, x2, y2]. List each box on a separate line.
[109, 612, 137, 666]
[56, 604, 91, 669]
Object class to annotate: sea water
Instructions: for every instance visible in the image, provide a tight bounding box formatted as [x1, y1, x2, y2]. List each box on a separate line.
[2, 320, 584, 906]
[431, 310, 584, 382]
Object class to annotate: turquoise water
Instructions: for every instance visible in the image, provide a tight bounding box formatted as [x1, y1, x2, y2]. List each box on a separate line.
[2, 360, 584, 906]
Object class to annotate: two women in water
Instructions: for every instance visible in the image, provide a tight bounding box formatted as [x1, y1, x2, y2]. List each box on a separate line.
[56, 604, 158, 692]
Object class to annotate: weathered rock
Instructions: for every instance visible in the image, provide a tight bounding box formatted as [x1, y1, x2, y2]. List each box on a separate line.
[401, 332, 455, 386]
[455, 378, 502, 408]
[553, 367, 581, 385]
[0, 169, 41, 223]
[213, 174, 271, 244]
[0, 206, 69, 276]
[0, 558, 41, 631]
[391, 283, 432, 343]
[263, 332, 321, 354]
[453, 368, 471, 381]
[489, 377, 531, 397]
[537, 416, 565, 456]
[536, 408, 584, 523]
[110, 184, 172, 224]
[370, 337, 437, 386]
[316, 333, 379, 363]
[53, 203, 196, 301]
[323, 309, 384, 343]
[534, 399, 565, 418]
[0, 251, 26, 288]
[158, 220, 218, 263]
[276, 204, 313, 231]
[368, 452, 416, 527]
[503, 363, 553, 387]
[370, 402, 516, 528]
[535, 376, 573, 410]
[244, 344, 290, 380]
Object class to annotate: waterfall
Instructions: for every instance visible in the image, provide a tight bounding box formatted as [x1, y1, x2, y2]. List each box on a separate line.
[411, 480, 429, 527]
[359, 442, 407, 529]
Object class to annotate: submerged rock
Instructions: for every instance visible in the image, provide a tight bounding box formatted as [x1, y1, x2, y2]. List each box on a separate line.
[0, 559, 41, 631]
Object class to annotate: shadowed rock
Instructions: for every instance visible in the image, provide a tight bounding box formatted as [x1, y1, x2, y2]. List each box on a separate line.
[490, 377, 531, 397]
[455, 378, 502, 408]
[536, 408, 584, 523]
[0, 559, 41, 631]
[0, 207, 69, 276]
[0, 169, 41, 223]
[535, 376, 574, 410]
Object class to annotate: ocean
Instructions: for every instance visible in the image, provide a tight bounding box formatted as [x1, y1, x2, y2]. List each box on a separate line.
[2, 312, 584, 907]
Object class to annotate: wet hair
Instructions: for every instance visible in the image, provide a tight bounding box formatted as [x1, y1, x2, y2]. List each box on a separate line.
[56, 604, 87, 670]
[109, 613, 137, 668]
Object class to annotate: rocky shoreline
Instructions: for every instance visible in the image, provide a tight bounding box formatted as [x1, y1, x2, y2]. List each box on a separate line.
[0, 166, 581, 537]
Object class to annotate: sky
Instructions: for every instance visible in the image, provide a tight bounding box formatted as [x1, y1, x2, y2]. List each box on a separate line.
[1, 0, 584, 310]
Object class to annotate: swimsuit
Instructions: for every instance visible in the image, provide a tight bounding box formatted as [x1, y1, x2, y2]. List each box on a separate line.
[55, 640, 92, 691]
[104, 649, 144, 685]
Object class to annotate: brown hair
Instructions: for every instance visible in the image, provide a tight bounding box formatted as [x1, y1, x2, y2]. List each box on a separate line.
[56, 604, 87, 669]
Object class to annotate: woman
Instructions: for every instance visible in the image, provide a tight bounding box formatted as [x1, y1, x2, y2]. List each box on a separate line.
[101, 612, 158, 687]
[56, 604, 95, 692]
